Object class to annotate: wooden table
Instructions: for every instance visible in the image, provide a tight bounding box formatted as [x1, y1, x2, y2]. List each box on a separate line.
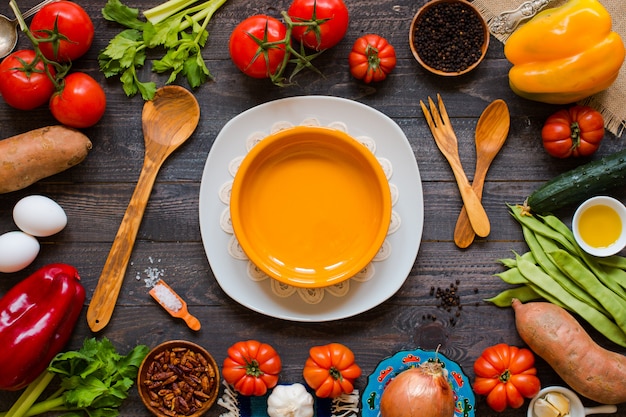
[1, 0, 625, 415]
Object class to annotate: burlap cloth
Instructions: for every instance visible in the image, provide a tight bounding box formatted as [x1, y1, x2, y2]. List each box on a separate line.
[473, 0, 626, 136]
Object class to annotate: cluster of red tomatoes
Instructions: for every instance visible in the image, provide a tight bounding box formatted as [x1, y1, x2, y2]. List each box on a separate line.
[228, 0, 396, 84]
[222, 340, 361, 398]
[0, 1, 105, 128]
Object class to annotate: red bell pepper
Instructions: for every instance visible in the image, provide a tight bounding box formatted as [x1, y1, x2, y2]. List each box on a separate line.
[0, 263, 85, 391]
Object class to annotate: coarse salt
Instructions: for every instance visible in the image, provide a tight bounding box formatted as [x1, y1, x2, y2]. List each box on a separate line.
[153, 282, 182, 312]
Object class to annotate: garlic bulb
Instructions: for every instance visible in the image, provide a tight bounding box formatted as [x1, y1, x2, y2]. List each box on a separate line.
[533, 391, 570, 417]
[267, 383, 314, 417]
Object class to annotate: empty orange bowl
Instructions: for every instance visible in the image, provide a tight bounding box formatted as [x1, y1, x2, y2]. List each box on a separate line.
[230, 125, 392, 288]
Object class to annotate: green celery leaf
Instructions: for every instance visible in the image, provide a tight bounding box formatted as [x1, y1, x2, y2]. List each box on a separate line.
[184, 52, 211, 88]
[119, 67, 139, 95]
[117, 345, 150, 377]
[145, 19, 182, 48]
[119, 67, 157, 100]
[101, 0, 145, 30]
[101, 29, 143, 59]
[62, 376, 109, 407]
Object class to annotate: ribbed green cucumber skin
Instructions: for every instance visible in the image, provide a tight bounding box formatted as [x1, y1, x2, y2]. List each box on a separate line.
[527, 148, 626, 213]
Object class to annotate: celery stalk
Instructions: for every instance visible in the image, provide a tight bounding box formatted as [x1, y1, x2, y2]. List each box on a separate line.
[160, 0, 227, 31]
[143, 0, 199, 24]
[2, 372, 55, 417]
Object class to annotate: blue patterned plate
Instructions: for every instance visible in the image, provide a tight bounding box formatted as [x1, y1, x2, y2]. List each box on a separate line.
[361, 348, 475, 417]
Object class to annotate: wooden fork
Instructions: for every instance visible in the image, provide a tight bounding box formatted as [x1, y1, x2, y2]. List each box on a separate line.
[420, 94, 491, 238]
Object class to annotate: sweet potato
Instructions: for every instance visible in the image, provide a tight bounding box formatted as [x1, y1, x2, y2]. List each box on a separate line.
[0, 125, 92, 193]
[512, 298, 626, 404]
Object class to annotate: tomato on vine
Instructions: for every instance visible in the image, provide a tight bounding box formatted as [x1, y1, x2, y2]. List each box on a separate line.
[473, 343, 541, 412]
[288, 0, 349, 51]
[349, 34, 396, 83]
[49, 72, 106, 128]
[222, 340, 282, 396]
[30, 0, 94, 62]
[229, 15, 289, 80]
[0, 49, 56, 110]
[541, 105, 604, 158]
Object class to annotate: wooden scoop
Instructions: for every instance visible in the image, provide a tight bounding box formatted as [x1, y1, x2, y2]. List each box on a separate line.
[87, 86, 200, 332]
[454, 100, 510, 248]
[149, 280, 201, 331]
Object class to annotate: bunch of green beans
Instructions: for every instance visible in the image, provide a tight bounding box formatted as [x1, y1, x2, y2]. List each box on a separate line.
[486, 204, 626, 347]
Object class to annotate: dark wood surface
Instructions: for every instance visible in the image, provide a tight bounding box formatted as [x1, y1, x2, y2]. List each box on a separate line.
[1, 0, 625, 415]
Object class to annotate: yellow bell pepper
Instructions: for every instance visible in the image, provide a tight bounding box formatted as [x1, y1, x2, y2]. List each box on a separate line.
[504, 0, 624, 104]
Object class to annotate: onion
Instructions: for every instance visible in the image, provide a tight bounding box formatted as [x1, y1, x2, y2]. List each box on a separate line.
[380, 360, 455, 417]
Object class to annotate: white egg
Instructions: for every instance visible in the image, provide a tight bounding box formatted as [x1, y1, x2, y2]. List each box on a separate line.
[0, 231, 40, 273]
[13, 195, 68, 237]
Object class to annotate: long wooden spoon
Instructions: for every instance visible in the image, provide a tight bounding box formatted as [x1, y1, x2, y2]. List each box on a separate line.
[87, 86, 200, 332]
[454, 99, 510, 248]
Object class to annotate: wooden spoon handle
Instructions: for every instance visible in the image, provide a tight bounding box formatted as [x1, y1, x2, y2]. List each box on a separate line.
[447, 155, 491, 238]
[87, 159, 160, 332]
[454, 182, 485, 248]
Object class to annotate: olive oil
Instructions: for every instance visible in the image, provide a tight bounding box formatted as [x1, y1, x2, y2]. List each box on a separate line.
[578, 204, 622, 248]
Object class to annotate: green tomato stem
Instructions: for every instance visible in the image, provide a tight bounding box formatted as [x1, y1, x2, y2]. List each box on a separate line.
[8, 0, 70, 91]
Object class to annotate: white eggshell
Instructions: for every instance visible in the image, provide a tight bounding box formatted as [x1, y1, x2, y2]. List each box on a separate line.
[0, 231, 40, 273]
[13, 195, 68, 237]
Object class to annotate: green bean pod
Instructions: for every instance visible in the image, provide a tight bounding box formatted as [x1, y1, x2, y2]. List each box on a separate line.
[540, 213, 626, 299]
[516, 256, 626, 347]
[532, 233, 609, 315]
[509, 205, 577, 253]
[495, 267, 529, 285]
[484, 286, 541, 307]
[550, 249, 626, 334]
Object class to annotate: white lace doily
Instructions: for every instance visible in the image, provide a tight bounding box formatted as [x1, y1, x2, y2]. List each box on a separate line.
[218, 119, 401, 304]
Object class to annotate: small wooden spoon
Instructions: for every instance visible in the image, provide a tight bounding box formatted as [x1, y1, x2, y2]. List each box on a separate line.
[454, 99, 510, 248]
[149, 280, 201, 331]
[87, 86, 200, 332]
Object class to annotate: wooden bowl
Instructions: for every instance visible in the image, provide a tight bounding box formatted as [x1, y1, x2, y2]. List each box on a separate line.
[138, 340, 220, 417]
[409, 0, 489, 76]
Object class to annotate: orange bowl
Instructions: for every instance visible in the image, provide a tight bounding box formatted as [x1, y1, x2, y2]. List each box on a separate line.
[230, 125, 392, 288]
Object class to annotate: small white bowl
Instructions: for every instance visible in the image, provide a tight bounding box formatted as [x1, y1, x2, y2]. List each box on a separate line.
[572, 196, 626, 257]
[527, 386, 617, 417]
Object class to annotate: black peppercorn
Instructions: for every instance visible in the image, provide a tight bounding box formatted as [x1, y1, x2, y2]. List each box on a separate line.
[412, 1, 486, 73]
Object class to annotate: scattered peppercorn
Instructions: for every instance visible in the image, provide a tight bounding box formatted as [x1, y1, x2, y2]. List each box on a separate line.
[425, 280, 463, 326]
[412, 1, 486, 73]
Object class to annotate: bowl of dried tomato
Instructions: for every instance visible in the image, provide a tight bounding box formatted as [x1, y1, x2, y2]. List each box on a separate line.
[138, 340, 220, 417]
[409, 0, 489, 76]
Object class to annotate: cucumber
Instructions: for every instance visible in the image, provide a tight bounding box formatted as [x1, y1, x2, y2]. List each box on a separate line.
[526, 148, 626, 214]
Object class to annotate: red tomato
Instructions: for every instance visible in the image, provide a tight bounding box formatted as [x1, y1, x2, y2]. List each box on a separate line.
[348, 34, 396, 83]
[229, 15, 288, 79]
[288, 0, 349, 51]
[0, 49, 56, 110]
[222, 340, 282, 396]
[49, 72, 106, 128]
[541, 105, 604, 158]
[473, 344, 541, 412]
[302, 343, 361, 398]
[30, 1, 94, 62]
